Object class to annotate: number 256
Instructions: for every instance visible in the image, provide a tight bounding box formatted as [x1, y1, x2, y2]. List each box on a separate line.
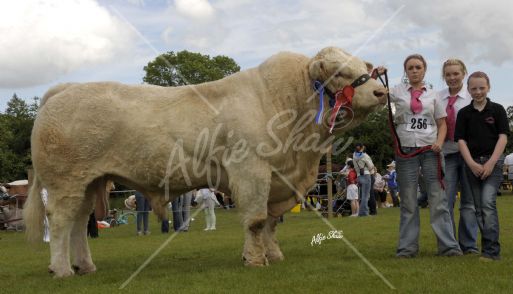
[410, 118, 427, 129]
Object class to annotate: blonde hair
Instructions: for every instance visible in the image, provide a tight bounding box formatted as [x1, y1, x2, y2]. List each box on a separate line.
[442, 59, 467, 78]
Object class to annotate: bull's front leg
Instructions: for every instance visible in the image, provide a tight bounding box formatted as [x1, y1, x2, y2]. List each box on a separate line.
[261, 215, 283, 262]
[226, 158, 271, 267]
[264, 197, 299, 262]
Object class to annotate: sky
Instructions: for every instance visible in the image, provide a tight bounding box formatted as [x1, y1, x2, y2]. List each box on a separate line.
[1, 0, 512, 111]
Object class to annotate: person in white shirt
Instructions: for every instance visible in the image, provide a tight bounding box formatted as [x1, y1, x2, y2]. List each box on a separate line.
[439, 59, 478, 254]
[505, 152, 513, 180]
[195, 188, 220, 231]
[352, 143, 375, 216]
[377, 54, 462, 258]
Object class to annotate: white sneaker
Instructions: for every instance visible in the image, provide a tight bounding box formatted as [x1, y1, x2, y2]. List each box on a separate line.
[350, 214, 358, 217]
[204, 228, 210, 231]
[210, 227, 216, 231]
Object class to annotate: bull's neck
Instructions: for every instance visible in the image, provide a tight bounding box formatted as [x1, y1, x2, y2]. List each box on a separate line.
[288, 66, 334, 147]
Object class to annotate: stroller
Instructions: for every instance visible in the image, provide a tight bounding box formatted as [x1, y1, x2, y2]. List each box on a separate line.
[318, 173, 351, 217]
[332, 174, 351, 216]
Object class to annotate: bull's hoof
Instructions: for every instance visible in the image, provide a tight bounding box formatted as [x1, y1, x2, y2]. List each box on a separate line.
[72, 264, 97, 275]
[49, 265, 75, 278]
[242, 255, 269, 267]
[266, 250, 284, 263]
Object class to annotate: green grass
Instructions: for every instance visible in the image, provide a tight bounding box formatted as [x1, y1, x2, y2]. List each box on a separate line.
[2, 192, 513, 293]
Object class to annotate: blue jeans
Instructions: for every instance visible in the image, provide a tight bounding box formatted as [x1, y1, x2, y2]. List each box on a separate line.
[135, 192, 150, 233]
[181, 192, 192, 231]
[396, 148, 461, 256]
[357, 174, 371, 216]
[172, 196, 184, 232]
[464, 156, 504, 259]
[444, 152, 478, 252]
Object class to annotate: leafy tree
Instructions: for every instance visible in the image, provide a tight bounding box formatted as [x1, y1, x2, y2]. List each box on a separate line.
[0, 94, 39, 182]
[143, 50, 240, 86]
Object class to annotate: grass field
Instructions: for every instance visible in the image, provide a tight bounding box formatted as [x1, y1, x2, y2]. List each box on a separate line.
[2, 192, 513, 293]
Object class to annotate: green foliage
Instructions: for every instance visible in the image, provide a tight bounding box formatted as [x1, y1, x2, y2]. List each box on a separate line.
[0, 94, 38, 182]
[143, 50, 240, 86]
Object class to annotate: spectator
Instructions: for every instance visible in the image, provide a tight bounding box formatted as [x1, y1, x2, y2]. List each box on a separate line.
[346, 160, 359, 217]
[505, 152, 513, 181]
[353, 143, 375, 217]
[195, 188, 220, 231]
[373, 169, 387, 208]
[135, 191, 151, 236]
[384, 161, 399, 207]
[168, 190, 195, 232]
[455, 71, 509, 261]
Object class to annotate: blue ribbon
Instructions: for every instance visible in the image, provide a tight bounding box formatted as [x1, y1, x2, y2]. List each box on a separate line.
[313, 81, 324, 124]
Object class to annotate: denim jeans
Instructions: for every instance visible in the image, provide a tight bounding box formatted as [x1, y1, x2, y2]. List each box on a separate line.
[135, 192, 150, 233]
[172, 196, 184, 232]
[357, 174, 371, 216]
[181, 192, 193, 231]
[396, 148, 461, 256]
[464, 156, 504, 259]
[444, 152, 478, 252]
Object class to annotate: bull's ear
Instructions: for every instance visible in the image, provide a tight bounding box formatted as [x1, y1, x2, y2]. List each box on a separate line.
[365, 61, 374, 74]
[309, 60, 327, 81]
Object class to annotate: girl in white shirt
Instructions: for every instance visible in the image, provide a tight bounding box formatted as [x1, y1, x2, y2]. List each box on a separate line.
[378, 54, 462, 257]
[438, 59, 478, 254]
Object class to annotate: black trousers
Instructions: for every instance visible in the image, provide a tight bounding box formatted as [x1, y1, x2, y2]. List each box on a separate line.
[87, 212, 98, 238]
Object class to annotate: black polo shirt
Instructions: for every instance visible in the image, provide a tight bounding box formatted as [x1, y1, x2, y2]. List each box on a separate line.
[454, 98, 510, 157]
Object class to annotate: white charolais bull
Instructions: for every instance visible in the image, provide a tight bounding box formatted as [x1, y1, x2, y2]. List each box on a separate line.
[24, 47, 386, 277]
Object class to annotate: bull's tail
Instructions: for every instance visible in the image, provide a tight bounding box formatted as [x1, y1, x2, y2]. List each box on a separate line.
[23, 173, 45, 243]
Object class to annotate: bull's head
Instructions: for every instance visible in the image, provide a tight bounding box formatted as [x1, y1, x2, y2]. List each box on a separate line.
[308, 47, 387, 131]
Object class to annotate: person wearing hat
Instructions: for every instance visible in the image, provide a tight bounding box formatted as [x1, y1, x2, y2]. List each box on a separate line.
[352, 143, 375, 216]
[384, 161, 399, 207]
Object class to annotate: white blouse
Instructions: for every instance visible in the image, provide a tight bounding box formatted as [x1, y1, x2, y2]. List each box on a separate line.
[438, 87, 472, 154]
[390, 83, 446, 148]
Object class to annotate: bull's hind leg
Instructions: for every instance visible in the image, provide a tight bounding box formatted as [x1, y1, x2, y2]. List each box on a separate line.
[70, 181, 101, 275]
[47, 189, 86, 278]
[227, 158, 272, 267]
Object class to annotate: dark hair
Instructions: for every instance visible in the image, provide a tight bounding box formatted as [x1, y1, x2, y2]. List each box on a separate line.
[467, 71, 490, 87]
[403, 54, 427, 71]
[347, 160, 354, 168]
